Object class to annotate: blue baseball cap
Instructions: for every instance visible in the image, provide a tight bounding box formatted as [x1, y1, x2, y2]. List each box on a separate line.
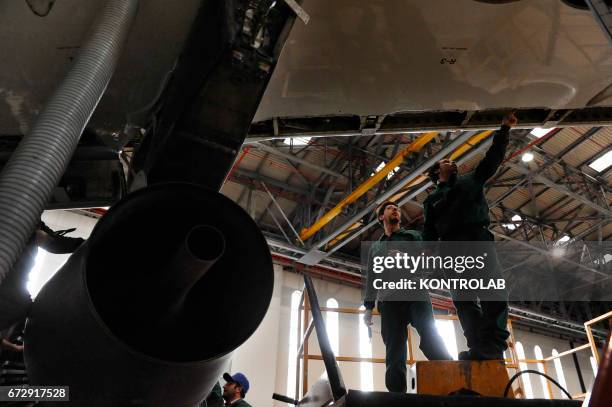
[223, 372, 250, 394]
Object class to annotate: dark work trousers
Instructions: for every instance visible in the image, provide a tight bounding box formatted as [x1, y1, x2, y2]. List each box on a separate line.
[450, 249, 509, 359]
[446, 229, 509, 359]
[451, 295, 509, 358]
[378, 300, 451, 393]
[454, 301, 509, 359]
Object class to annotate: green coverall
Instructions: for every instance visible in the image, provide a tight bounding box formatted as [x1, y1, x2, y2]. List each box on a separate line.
[423, 124, 511, 360]
[364, 228, 451, 393]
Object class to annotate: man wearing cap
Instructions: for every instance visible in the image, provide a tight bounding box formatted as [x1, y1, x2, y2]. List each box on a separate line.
[222, 372, 252, 407]
[363, 202, 451, 393]
[422, 113, 517, 361]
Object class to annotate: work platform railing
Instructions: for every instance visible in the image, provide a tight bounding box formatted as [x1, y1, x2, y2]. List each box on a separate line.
[510, 310, 612, 400]
[293, 278, 611, 401]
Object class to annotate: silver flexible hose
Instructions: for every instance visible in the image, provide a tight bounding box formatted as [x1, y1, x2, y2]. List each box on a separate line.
[0, 0, 139, 282]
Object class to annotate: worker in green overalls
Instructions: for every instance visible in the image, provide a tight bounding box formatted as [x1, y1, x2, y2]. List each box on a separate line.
[363, 202, 451, 393]
[423, 113, 518, 361]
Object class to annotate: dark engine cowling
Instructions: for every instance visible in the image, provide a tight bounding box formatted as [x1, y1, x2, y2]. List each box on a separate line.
[24, 183, 273, 406]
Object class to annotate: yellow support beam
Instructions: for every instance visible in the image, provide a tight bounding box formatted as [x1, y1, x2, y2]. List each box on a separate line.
[326, 221, 363, 248]
[388, 175, 428, 204]
[325, 130, 496, 248]
[326, 175, 426, 248]
[299, 132, 439, 241]
[450, 130, 493, 160]
[387, 130, 494, 204]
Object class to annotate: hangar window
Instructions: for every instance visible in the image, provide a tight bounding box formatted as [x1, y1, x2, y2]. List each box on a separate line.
[590, 356, 598, 376]
[503, 214, 523, 230]
[554, 235, 570, 246]
[26, 248, 50, 298]
[283, 137, 311, 146]
[358, 305, 374, 391]
[594, 253, 612, 265]
[287, 290, 302, 398]
[515, 341, 533, 398]
[534, 346, 550, 399]
[435, 319, 458, 360]
[529, 128, 554, 138]
[371, 161, 400, 180]
[551, 349, 568, 398]
[326, 298, 339, 355]
[589, 150, 612, 173]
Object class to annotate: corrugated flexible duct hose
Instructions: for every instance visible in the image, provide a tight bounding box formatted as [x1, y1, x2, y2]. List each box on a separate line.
[0, 0, 139, 282]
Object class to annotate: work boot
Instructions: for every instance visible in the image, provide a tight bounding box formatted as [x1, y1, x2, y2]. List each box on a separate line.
[458, 349, 503, 361]
[458, 351, 471, 360]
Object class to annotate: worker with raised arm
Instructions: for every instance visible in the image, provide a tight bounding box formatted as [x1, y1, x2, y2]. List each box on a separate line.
[423, 113, 518, 361]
